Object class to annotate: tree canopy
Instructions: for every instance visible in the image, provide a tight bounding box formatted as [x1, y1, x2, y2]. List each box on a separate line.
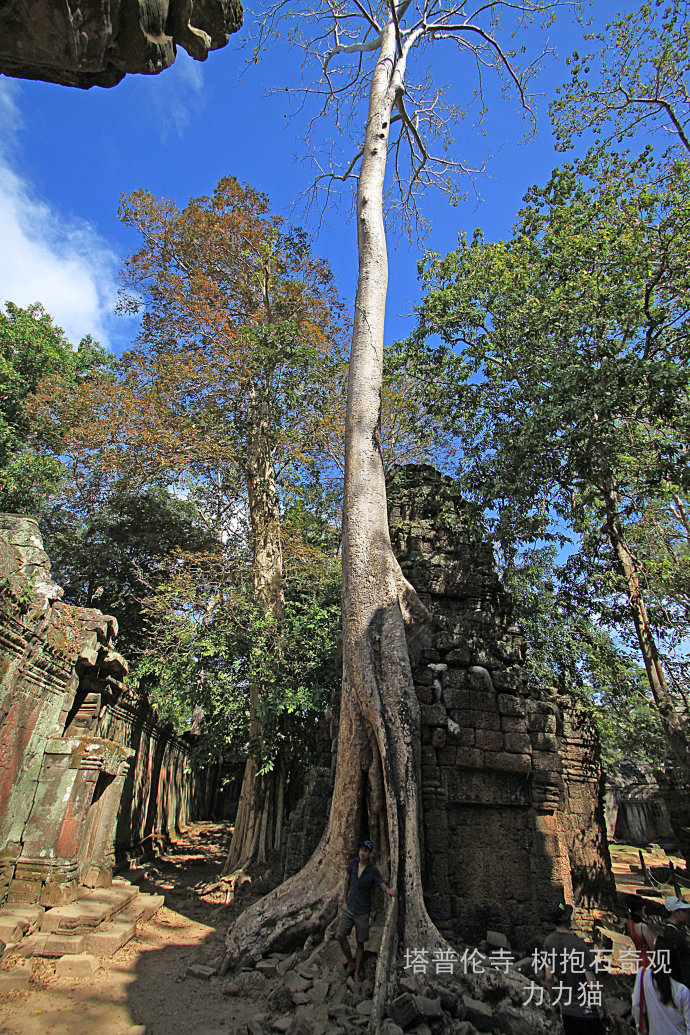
[405, 148, 690, 775]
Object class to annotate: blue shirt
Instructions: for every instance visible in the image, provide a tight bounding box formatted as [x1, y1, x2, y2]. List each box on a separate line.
[346, 857, 383, 914]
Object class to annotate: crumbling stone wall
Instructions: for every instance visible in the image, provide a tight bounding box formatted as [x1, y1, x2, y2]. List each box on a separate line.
[606, 759, 674, 845]
[280, 467, 614, 944]
[387, 466, 614, 944]
[0, 514, 216, 905]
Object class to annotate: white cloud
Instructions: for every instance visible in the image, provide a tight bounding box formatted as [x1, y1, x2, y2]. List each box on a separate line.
[0, 80, 123, 349]
[147, 49, 205, 142]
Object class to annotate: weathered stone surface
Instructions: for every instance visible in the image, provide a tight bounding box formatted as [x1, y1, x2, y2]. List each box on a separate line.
[379, 1022, 404, 1035]
[494, 1004, 529, 1035]
[284, 972, 311, 993]
[452, 1024, 480, 1035]
[271, 1017, 292, 1033]
[187, 963, 217, 979]
[461, 996, 494, 1032]
[389, 992, 421, 1028]
[0, 0, 243, 90]
[0, 516, 224, 913]
[0, 965, 30, 989]
[83, 918, 136, 955]
[55, 953, 98, 978]
[388, 465, 614, 944]
[415, 995, 443, 1019]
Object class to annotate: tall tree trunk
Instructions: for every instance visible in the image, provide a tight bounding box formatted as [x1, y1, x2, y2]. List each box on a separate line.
[602, 480, 690, 861]
[225, 395, 287, 873]
[225, 24, 451, 1028]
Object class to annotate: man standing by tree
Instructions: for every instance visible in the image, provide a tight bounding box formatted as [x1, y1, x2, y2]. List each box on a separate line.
[337, 839, 395, 981]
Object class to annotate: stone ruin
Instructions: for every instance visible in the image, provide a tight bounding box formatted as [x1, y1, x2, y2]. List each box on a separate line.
[387, 466, 615, 944]
[0, 514, 217, 955]
[605, 759, 674, 846]
[0, 0, 242, 89]
[282, 466, 615, 945]
[0, 513, 132, 906]
[0, 464, 616, 955]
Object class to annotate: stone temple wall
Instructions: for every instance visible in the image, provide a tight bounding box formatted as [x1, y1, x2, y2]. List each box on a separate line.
[0, 514, 215, 906]
[280, 467, 614, 945]
[388, 466, 614, 945]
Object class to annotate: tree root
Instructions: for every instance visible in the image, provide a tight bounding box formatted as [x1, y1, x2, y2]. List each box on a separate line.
[220, 844, 342, 973]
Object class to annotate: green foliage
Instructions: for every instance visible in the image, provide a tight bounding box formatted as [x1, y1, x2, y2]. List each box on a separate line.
[405, 150, 690, 763]
[0, 301, 113, 514]
[42, 487, 217, 655]
[503, 545, 666, 765]
[551, 0, 690, 160]
[134, 562, 341, 768]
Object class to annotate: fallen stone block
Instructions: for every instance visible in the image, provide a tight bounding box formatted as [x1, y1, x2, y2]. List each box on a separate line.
[0, 905, 44, 930]
[415, 995, 443, 1020]
[310, 978, 329, 1000]
[84, 919, 135, 956]
[256, 959, 278, 977]
[40, 885, 138, 934]
[187, 963, 217, 980]
[327, 1005, 353, 1021]
[0, 966, 30, 989]
[284, 972, 311, 993]
[39, 933, 86, 956]
[494, 1004, 528, 1035]
[246, 1020, 266, 1035]
[0, 921, 24, 943]
[291, 991, 309, 1006]
[130, 893, 165, 923]
[486, 930, 511, 951]
[356, 1000, 372, 1016]
[277, 952, 297, 976]
[389, 992, 422, 1029]
[118, 897, 158, 926]
[55, 954, 99, 979]
[399, 975, 421, 995]
[380, 1022, 404, 1035]
[462, 996, 494, 1032]
[272, 1016, 292, 1033]
[288, 1016, 313, 1035]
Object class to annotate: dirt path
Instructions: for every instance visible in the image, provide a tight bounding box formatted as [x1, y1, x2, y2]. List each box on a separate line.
[0, 822, 261, 1035]
[1, 833, 684, 1035]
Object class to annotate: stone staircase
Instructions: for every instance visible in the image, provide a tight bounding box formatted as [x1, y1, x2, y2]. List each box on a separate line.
[0, 878, 163, 959]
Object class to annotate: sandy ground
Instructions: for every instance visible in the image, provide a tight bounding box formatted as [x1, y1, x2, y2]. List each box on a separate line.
[0, 823, 263, 1035]
[0, 831, 685, 1035]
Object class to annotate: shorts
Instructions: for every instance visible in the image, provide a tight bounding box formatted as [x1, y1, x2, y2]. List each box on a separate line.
[337, 906, 370, 943]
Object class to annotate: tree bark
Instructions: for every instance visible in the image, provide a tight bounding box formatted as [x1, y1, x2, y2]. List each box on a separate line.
[225, 392, 287, 873]
[224, 23, 450, 1027]
[602, 480, 690, 860]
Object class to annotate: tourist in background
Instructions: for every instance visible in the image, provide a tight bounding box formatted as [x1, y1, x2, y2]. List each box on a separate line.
[627, 895, 656, 968]
[544, 900, 608, 1034]
[662, 898, 690, 988]
[633, 937, 690, 1034]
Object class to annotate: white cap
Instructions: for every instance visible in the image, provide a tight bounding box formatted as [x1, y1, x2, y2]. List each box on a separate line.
[665, 896, 690, 913]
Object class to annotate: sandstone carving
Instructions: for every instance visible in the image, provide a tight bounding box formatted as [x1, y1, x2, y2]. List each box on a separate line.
[0, 0, 243, 89]
[0, 514, 216, 912]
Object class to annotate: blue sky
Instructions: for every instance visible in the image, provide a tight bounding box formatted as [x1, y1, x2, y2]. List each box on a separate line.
[0, 2, 620, 354]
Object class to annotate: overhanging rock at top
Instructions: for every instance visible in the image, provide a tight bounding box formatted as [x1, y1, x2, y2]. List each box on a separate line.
[0, 0, 243, 89]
